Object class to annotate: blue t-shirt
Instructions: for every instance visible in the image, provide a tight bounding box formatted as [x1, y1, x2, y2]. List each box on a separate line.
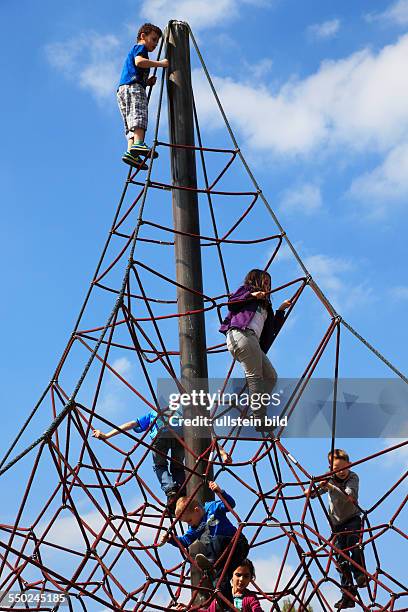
[118, 44, 149, 88]
[170, 491, 237, 548]
[133, 407, 183, 440]
[233, 595, 243, 610]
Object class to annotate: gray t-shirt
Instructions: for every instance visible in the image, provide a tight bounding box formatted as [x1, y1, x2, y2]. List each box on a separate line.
[326, 470, 361, 526]
[247, 304, 267, 338]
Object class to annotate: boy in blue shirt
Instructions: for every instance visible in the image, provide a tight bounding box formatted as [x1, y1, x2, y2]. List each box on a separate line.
[92, 405, 185, 506]
[162, 481, 249, 608]
[117, 23, 168, 169]
[93, 409, 231, 508]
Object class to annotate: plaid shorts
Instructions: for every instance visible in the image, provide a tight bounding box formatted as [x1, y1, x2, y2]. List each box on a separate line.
[117, 83, 148, 139]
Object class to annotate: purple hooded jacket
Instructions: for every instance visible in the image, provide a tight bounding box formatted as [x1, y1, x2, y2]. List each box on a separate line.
[219, 285, 285, 354]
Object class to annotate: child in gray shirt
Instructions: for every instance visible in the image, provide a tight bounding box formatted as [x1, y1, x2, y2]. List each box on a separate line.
[308, 449, 368, 610]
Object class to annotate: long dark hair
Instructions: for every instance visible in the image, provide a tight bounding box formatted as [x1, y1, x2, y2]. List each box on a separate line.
[244, 269, 271, 304]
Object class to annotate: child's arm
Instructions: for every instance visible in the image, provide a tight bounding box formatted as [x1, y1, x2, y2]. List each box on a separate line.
[135, 57, 169, 69]
[213, 441, 232, 464]
[208, 481, 236, 509]
[220, 448, 232, 464]
[249, 596, 264, 612]
[305, 478, 329, 498]
[327, 480, 358, 506]
[92, 420, 137, 440]
[161, 527, 198, 549]
[227, 285, 257, 312]
[343, 472, 359, 505]
[277, 299, 292, 311]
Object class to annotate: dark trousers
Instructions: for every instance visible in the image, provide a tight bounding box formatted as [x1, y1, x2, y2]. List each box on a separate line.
[152, 434, 185, 495]
[189, 534, 249, 608]
[332, 515, 365, 590]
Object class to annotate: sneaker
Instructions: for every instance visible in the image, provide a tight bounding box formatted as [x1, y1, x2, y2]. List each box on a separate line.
[253, 413, 275, 435]
[122, 151, 148, 170]
[195, 553, 213, 574]
[355, 574, 368, 588]
[130, 142, 159, 159]
[334, 598, 355, 609]
[166, 489, 178, 509]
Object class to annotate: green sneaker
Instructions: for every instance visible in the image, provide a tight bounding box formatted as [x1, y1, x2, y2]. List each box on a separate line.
[130, 142, 159, 159]
[122, 151, 148, 170]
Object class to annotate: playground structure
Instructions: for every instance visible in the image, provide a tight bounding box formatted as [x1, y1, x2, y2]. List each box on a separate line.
[0, 21, 407, 612]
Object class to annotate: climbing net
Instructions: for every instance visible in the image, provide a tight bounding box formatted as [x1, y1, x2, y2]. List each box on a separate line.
[0, 22, 406, 612]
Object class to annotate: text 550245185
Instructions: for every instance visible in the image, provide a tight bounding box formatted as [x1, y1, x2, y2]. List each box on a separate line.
[0, 591, 68, 607]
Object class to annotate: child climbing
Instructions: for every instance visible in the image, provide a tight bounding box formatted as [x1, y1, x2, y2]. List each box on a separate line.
[92, 406, 231, 508]
[173, 558, 264, 611]
[161, 481, 249, 608]
[92, 405, 185, 507]
[219, 269, 291, 431]
[306, 449, 368, 610]
[117, 23, 168, 169]
[227, 560, 263, 612]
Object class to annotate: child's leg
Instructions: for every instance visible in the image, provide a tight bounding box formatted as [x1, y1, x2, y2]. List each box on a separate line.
[117, 86, 131, 148]
[334, 527, 356, 603]
[131, 127, 146, 147]
[226, 329, 264, 414]
[336, 549, 353, 589]
[117, 84, 150, 169]
[207, 535, 249, 579]
[346, 518, 367, 586]
[261, 353, 278, 397]
[119, 84, 148, 150]
[152, 436, 177, 495]
[188, 541, 215, 606]
[126, 84, 160, 157]
[170, 438, 186, 494]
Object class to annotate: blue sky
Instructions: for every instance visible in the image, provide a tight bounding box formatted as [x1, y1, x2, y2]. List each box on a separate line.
[0, 0, 407, 610]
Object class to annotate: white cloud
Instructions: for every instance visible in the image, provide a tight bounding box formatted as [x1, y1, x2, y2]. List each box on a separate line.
[253, 553, 296, 593]
[141, 0, 238, 30]
[305, 253, 351, 292]
[97, 357, 134, 416]
[46, 16, 408, 189]
[193, 34, 408, 157]
[97, 391, 126, 416]
[139, 0, 273, 32]
[279, 183, 322, 215]
[40, 506, 105, 552]
[39, 496, 164, 555]
[303, 253, 373, 313]
[231, 57, 274, 86]
[390, 285, 408, 300]
[46, 0, 274, 100]
[112, 356, 132, 377]
[381, 438, 408, 467]
[348, 143, 408, 216]
[367, 0, 408, 26]
[308, 18, 341, 40]
[251, 58, 274, 80]
[272, 240, 304, 265]
[45, 32, 121, 101]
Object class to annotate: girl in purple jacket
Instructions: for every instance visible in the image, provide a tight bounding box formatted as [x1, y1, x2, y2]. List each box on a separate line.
[219, 269, 291, 429]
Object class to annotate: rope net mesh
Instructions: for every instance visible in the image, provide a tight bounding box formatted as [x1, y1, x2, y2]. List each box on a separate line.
[0, 22, 406, 612]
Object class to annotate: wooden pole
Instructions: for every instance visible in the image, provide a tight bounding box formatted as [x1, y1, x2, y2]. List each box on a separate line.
[166, 21, 213, 504]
